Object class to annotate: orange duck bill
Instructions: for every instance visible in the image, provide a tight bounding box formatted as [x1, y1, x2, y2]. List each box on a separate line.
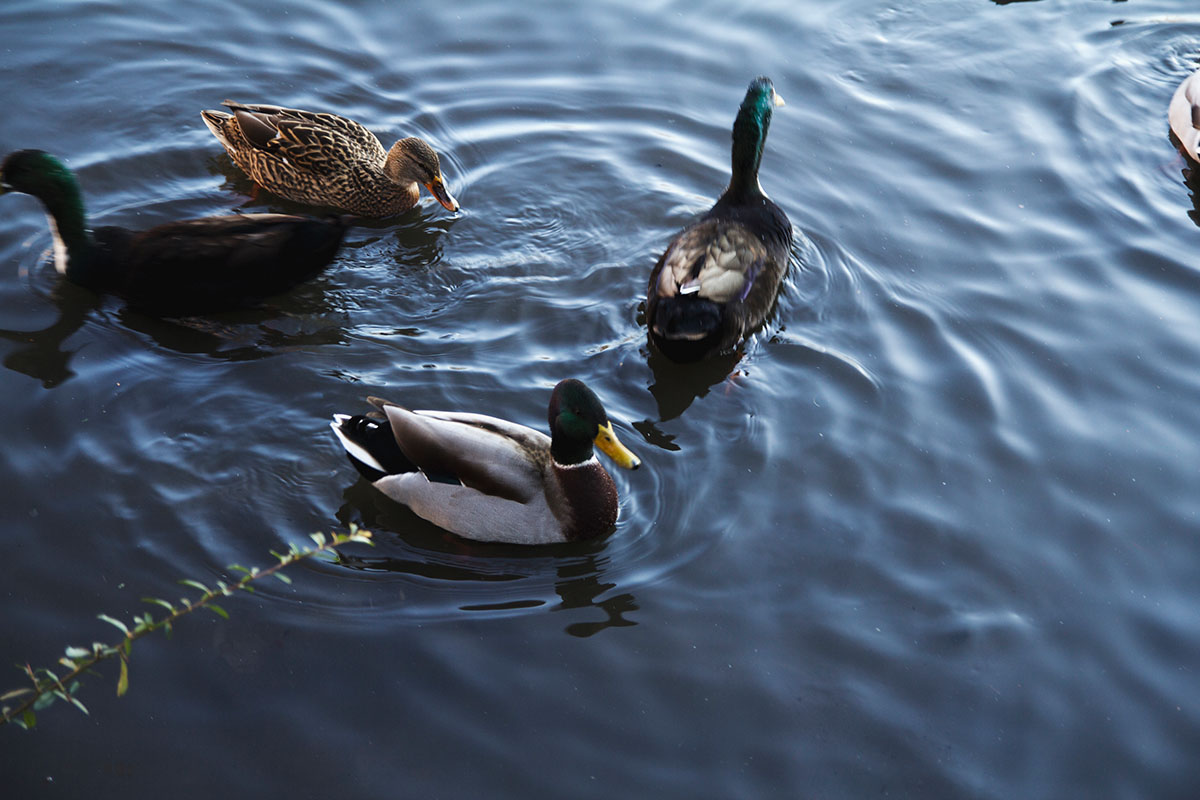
[425, 174, 460, 212]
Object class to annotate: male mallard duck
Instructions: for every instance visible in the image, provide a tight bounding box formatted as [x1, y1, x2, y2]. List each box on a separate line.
[0, 149, 348, 316]
[646, 76, 792, 362]
[201, 100, 460, 217]
[330, 379, 642, 545]
[1170, 68, 1200, 164]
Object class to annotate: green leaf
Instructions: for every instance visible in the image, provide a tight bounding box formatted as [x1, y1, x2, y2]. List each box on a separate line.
[33, 692, 56, 711]
[21, 710, 35, 729]
[227, 564, 251, 576]
[65, 646, 91, 660]
[206, 603, 230, 620]
[98, 614, 130, 636]
[274, 573, 293, 585]
[68, 695, 89, 715]
[116, 657, 129, 697]
[142, 597, 175, 613]
[58, 658, 77, 671]
[179, 579, 211, 595]
[310, 532, 327, 547]
[1, 687, 33, 702]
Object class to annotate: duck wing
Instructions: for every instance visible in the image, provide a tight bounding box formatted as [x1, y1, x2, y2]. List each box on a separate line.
[221, 101, 387, 173]
[367, 405, 569, 543]
[373, 403, 550, 504]
[652, 219, 766, 304]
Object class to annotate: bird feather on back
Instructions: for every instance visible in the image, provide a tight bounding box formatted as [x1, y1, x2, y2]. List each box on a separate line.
[656, 219, 766, 305]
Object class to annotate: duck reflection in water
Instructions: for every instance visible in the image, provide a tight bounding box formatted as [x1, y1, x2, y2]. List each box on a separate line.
[0, 276, 356, 387]
[0, 281, 95, 388]
[335, 486, 639, 638]
[1180, 162, 1200, 229]
[642, 339, 744, 424]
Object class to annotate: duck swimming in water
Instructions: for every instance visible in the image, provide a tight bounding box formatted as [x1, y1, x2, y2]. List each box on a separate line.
[331, 379, 641, 545]
[646, 76, 792, 362]
[0, 149, 348, 316]
[202, 100, 459, 217]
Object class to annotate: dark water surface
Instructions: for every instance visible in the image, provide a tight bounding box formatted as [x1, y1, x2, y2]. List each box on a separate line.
[4, 0, 1200, 796]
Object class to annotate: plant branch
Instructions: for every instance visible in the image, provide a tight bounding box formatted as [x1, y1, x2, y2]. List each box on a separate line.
[2, 527, 372, 729]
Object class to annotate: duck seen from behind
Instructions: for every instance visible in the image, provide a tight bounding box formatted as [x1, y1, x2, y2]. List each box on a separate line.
[202, 100, 460, 217]
[0, 149, 348, 316]
[1170, 68, 1200, 164]
[331, 379, 642, 545]
[646, 76, 792, 362]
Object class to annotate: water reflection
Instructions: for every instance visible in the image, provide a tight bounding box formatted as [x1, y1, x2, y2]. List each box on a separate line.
[0, 282, 96, 387]
[642, 342, 743, 422]
[115, 302, 351, 360]
[334, 480, 640, 637]
[1181, 162, 1200, 228]
[0, 279, 356, 385]
[554, 556, 639, 638]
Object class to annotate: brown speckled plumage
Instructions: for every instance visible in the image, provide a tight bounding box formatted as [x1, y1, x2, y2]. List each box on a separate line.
[201, 100, 459, 217]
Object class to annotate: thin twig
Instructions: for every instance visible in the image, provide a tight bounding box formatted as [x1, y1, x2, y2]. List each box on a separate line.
[1, 528, 371, 728]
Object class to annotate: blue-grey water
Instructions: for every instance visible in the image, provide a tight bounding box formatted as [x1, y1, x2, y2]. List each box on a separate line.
[3, 1, 1200, 797]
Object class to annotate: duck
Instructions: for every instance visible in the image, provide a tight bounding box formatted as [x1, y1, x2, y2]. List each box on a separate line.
[0, 149, 348, 316]
[330, 379, 642, 545]
[1170, 68, 1200, 164]
[646, 76, 792, 362]
[201, 100, 460, 217]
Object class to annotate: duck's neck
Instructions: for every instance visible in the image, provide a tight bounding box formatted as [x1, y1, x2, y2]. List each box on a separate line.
[35, 177, 96, 279]
[553, 457, 618, 540]
[551, 436, 594, 468]
[723, 102, 772, 204]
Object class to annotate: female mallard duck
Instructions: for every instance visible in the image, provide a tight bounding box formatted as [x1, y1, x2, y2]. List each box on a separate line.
[201, 100, 460, 217]
[646, 76, 792, 362]
[330, 379, 642, 545]
[1170, 68, 1200, 164]
[0, 149, 348, 316]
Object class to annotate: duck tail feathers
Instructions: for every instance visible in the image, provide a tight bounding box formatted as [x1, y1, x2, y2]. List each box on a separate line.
[200, 109, 234, 147]
[330, 414, 413, 482]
